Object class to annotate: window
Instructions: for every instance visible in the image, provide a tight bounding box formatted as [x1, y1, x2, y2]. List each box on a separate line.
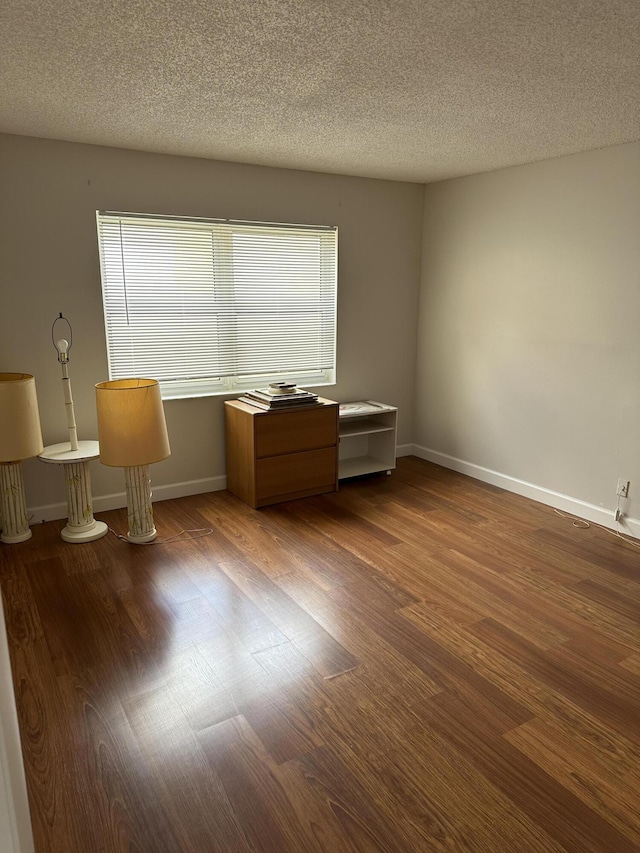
[96, 212, 338, 399]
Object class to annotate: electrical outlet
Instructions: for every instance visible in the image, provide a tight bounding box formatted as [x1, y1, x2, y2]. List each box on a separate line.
[616, 479, 630, 498]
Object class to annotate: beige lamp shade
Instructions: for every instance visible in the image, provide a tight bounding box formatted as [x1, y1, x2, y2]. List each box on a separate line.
[95, 378, 170, 467]
[0, 373, 44, 462]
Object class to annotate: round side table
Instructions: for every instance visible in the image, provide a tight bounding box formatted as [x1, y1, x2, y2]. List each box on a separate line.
[39, 440, 108, 543]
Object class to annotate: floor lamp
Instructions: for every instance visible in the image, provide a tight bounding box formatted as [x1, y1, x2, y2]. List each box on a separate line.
[0, 373, 44, 544]
[38, 315, 108, 542]
[95, 378, 171, 543]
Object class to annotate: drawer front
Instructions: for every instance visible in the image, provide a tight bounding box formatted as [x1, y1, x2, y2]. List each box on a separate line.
[256, 447, 337, 500]
[255, 406, 337, 457]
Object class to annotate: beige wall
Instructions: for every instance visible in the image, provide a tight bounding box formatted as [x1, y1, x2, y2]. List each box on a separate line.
[3, 132, 637, 529]
[415, 141, 640, 527]
[0, 134, 424, 515]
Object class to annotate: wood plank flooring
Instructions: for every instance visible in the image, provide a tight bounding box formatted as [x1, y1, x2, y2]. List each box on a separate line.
[1, 457, 639, 852]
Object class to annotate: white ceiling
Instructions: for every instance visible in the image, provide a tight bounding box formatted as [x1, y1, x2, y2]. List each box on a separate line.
[2, 0, 639, 183]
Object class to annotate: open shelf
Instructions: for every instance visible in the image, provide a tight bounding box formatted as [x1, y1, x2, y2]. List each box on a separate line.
[338, 401, 397, 481]
[339, 455, 393, 479]
[339, 418, 395, 438]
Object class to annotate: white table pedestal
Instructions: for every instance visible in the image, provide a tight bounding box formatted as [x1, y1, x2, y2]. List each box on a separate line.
[39, 441, 108, 543]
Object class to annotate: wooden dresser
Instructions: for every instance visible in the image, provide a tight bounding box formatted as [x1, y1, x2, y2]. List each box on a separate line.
[224, 397, 339, 508]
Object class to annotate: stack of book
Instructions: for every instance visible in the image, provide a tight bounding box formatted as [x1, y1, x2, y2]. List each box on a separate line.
[238, 384, 319, 411]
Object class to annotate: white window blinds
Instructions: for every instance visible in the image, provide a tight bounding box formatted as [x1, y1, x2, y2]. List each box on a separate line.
[96, 212, 338, 399]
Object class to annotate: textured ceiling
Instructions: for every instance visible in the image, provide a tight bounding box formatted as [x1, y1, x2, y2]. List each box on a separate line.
[1, 0, 639, 183]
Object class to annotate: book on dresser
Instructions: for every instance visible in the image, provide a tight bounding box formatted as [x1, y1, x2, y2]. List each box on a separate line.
[239, 385, 319, 410]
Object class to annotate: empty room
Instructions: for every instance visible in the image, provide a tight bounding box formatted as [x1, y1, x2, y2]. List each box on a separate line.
[1, 1, 639, 851]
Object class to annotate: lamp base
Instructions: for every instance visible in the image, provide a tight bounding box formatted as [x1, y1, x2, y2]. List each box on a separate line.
[1, 527, 32, 545]
[124, 465, 157, 544]
[61, 520, 109, 543]
[0, 462, 31, 545]
[126, 528, 157, 544]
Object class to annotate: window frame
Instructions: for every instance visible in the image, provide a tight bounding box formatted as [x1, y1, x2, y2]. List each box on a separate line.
[96, 211, 338, 399]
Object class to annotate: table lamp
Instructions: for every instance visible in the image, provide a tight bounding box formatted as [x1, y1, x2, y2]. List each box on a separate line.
[0, 373, 44, 544]
[95, 378, 170, 543]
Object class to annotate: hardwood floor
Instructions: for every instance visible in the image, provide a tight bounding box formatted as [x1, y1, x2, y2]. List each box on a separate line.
[1, 457, 639, 852]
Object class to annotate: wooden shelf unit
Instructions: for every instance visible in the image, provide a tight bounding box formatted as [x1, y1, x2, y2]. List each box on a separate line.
[224, 397, 339, 508]
[338, 401, 398, 480]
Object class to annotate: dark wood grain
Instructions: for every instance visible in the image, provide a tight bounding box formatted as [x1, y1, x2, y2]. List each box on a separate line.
[469, 617, 640, 743]
[2, 456, 640, 852]
[278, 746, 405, 852]
[197, 714, 312, 852]
[421, 690, 639, 853]
[402, 600, 640, 779]
[124, 686, 253, 852]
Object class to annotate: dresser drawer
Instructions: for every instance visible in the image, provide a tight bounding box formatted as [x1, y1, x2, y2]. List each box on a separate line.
[255, 447, 337, 501]
[255, 406, 338, 457]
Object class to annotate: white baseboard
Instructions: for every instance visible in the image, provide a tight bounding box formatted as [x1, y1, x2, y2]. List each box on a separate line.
[411, 445, 640, 540]
[148, 475, 227, 504]
[396, 443, 414, 458]
[28, 449, 640, 543]
[29, 475, 227, 524]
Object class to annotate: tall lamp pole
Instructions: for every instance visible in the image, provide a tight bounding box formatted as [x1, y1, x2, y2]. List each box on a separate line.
[38, 314, 108, 543]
